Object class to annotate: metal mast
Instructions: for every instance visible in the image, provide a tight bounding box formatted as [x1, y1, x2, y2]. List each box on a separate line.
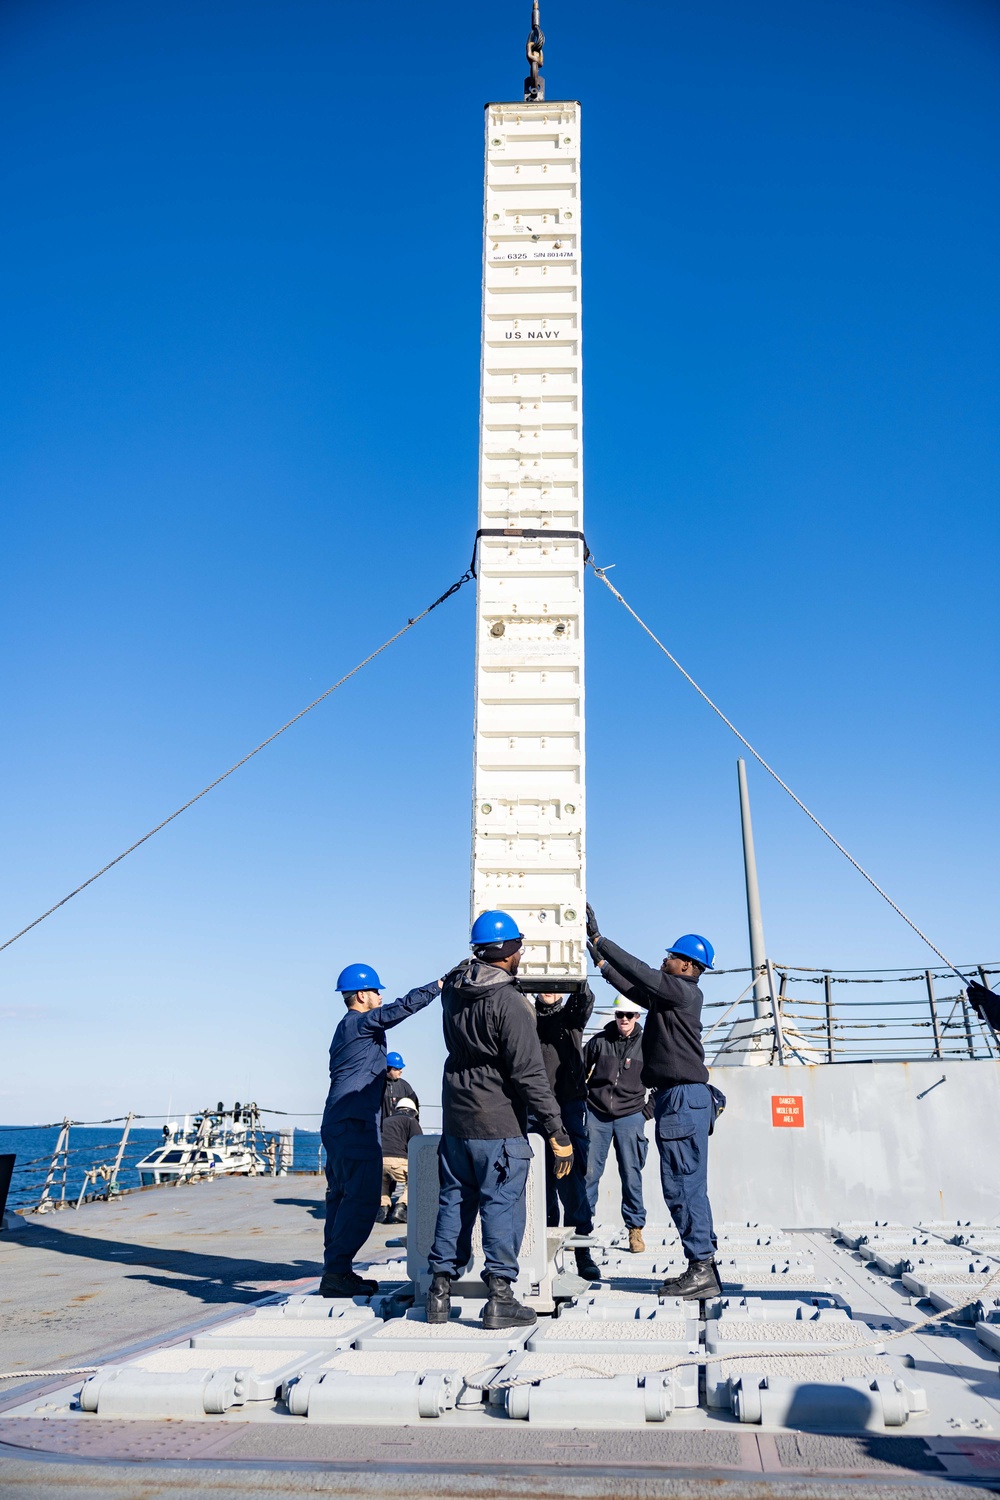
[471, 7, 587, 988]
[738, 757, 769, 1019]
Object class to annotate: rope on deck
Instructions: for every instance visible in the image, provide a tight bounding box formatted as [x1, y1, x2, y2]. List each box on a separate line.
[465, 1259, 1000, 1389]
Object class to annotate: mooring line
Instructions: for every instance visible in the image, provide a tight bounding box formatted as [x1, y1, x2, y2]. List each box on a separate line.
[0, 568, 474, 955]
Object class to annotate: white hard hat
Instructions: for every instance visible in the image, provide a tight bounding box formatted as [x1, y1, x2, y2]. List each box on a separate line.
[396, 1097, 418, 1111]
[612, 996, 642, 1015]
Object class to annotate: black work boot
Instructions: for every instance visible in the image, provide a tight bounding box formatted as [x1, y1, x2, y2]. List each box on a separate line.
[425, 1272, 452, 1324]
[388, 1201, 407, 1225]
[574, 1247, 602, 1281]
[659, 1258, 721, 1300]
[657, 1266, 688, 1294]
[481, 1273, 537, 1329]
[319, 1270, 380, 1298]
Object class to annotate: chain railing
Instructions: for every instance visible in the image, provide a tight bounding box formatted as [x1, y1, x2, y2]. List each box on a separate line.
[696, 962, 1000, 1064]
[4, 967, 997, 1220]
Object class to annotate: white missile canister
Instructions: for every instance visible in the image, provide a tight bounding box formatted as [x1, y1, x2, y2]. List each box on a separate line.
[472, 96, 586, 986]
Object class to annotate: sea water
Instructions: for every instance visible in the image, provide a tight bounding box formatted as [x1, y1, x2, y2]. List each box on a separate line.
[0, 1125, 324, 1213]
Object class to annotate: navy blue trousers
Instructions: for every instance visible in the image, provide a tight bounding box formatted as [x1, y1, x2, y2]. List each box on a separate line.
[428, 1135, 531, 1282]
[584, 1107, 648, 1229]
[543, 1098, 593, 1235]
[322, 1139, 381, 1277]
[653, 1083, 716, 1262]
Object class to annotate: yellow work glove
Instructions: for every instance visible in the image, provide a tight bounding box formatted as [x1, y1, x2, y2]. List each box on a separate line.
[549, 1132, 574, 1180]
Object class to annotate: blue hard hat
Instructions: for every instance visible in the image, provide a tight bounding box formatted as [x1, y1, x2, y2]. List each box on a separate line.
[335, 963, 384, 993]
[667, 934, 715, 971]
[386, 1052, 405, 1069]
[470, 909, 524, 946]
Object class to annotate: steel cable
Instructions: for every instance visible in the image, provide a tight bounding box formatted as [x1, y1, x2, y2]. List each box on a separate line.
[588, 559, 971, 990]
[0, 568, 474, 955]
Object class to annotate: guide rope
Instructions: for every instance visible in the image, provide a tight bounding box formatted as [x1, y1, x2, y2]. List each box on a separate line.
[464, 1259, 1000, 1391]
[0, 1367, 99, 1382]
[0, 567, 474, 956]
[587, 558, 969, 990]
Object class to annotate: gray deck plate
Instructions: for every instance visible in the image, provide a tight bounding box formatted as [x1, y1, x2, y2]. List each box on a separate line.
[975, 1321, 1000, 1356]
[526, 1317, 699, 1354]
[355, 1310, 533, 1353]
[705, 1319, 880, 1354]
[3, 1185, 1000, 1481]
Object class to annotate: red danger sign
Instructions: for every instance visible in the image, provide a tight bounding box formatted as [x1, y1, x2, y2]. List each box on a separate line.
[772, 1094, 804, 1128]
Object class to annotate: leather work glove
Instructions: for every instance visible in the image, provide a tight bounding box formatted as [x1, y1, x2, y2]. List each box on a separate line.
[549, 1131, 574, 1179]
[585, 903, 600, 942]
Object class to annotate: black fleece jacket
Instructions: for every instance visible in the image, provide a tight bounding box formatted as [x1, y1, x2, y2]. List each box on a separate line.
[584, 1019, 649, 1119]
[593, 936, 709, 1089]
[381, 1076, 419, 1120]
[381, 1108, 422, 1159]
[440, 959, 563, 1139]
[533, 986, 595, 1104]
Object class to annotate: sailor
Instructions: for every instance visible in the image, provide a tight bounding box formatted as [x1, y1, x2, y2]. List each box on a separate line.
[533, 986, 603, 1281]
[320, 962, 441, 1298]
[583, 994, 653, 1253]
[587, 906, 723, 1299]
[426, 910, 574, 1329]
[380, 1096, 421, 1225]
[381, 1052, 419, 1118]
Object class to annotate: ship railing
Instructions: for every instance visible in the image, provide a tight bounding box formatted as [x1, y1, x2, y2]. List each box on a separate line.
[7, 1105, 290, 1214]
[5, 1118, 147, 1215]
[6, 965, 996, 1214]
[682, 959, 1000, 1065]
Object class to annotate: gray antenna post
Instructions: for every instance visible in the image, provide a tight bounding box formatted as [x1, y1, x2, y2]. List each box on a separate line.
[738, 757, 770, 1020]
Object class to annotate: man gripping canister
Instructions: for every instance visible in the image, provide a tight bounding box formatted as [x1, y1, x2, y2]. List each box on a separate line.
[533, 986, 603, 1282]
[426, 910, 574, 1330]
[320, 963, 442, 1299]
[587, 904, 726, 1300]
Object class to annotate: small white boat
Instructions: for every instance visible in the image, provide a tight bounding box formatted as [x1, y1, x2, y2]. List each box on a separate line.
[136, 1102, 268, 1186]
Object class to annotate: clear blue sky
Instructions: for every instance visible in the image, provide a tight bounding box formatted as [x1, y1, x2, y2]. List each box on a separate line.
[2, 0, 998, 1122]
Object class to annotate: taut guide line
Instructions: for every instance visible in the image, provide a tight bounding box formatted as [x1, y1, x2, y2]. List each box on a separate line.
[0, 565, 475, 955]
[585, 554, 975, 993]
[0, 542, 991, 1008]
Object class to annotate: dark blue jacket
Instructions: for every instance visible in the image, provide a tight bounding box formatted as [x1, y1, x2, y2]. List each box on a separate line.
[322, 982, 438, 1158]
[593, 937, 708, 1090]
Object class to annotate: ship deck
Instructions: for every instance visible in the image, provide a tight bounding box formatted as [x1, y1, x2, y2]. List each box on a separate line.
[2, 1177, 1000, 1498]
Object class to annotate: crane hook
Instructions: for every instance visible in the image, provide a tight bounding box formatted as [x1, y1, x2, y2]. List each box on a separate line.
[524, 1, 545, 102]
